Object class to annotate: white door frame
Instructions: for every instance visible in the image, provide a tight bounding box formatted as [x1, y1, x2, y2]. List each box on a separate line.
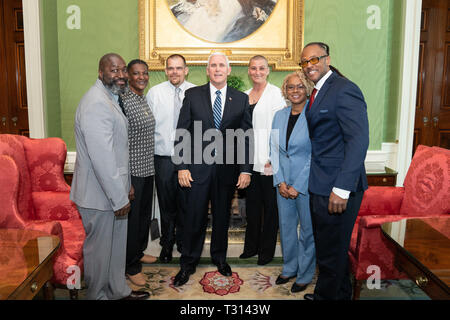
[395, 0, 422, 186]
[23, 0, 46, 138]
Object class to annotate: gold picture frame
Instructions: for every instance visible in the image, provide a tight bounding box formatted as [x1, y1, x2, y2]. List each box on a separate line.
[139, 0, 304, 71]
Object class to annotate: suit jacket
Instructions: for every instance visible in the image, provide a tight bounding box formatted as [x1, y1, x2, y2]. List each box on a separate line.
[70, 79, 131, 212]
[270, 106, 311, 195]
[306, 72, 369, 196]
[174, 82, 253, 185]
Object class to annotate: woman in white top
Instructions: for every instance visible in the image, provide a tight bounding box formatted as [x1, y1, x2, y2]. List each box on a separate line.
[239, 55, 286, 265]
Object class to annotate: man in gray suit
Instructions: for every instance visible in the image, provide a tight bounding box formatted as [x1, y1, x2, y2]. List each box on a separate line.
[70, 53, 149, 300]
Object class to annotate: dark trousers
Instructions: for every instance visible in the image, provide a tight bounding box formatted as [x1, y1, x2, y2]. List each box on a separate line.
[180, 169, 235, 271]
[243, 171, 278, 260]
[309, 191, 364, 300]
[126, 175, 154, 275]
[154, 155, 184, 250]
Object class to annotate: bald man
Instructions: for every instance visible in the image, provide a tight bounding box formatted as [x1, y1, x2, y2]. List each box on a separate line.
[70, 53, 149, 300]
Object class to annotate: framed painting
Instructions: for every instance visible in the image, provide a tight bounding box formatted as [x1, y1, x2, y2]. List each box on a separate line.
[139, 0, 304, 70]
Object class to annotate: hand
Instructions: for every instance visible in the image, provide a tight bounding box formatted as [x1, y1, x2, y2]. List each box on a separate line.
[263, 162, 273, 176]
[328, 191, 348, 214]
[236, 173, 251, 189]
[129, 184, 135, 201]
[278, 182, 290, 199]
[178, 169, 193, 188]
[114, 202, 131, 217]
[287, 186, 299, 199]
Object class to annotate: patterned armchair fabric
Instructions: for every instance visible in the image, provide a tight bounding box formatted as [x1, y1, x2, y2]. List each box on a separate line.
[349, 145, 450, 299]
[0, 134, 85, 289]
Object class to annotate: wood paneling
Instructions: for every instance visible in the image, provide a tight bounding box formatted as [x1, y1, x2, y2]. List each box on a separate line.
[0, 0, 28, 136]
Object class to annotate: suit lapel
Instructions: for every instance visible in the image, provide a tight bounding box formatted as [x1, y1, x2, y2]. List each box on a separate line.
[288, 108, 306, 148]
[279, 108, 290, 152]
[310, 72, 338, 113]
[202, 83, 214, 128]
[95, 79, 128, 124]
[220, 87, 234, 130]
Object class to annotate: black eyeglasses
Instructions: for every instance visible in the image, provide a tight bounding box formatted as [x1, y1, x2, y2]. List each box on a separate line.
[299, 55, 328, 68]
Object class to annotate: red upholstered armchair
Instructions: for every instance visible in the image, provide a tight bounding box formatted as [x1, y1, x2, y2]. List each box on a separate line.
[349, 145, 450, 299]
[0, 134, 85, 299]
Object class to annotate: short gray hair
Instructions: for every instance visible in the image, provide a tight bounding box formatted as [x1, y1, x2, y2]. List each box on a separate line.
[207, 52, 230, 67]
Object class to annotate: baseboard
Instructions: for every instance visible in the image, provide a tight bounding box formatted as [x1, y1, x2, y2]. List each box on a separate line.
[365, 142, 398, 173]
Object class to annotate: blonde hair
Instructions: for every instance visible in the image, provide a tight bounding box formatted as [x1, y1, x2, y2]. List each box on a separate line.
[281, 71, 314, 99]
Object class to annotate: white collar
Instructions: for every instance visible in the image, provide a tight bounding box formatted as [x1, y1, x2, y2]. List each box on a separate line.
[169, 80, 188, 91]
[315, 70, 333, 91]
[210, 83, 227, 96]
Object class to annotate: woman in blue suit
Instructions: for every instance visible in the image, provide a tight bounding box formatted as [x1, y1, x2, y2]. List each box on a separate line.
[270, 71, 316, 293]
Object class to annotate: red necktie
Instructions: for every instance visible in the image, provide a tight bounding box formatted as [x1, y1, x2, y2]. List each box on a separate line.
[309, 88, 317, 110]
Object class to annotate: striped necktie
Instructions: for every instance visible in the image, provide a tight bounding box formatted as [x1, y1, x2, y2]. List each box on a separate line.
[213, 90, 222, 129]
[308, 88, 317, 110]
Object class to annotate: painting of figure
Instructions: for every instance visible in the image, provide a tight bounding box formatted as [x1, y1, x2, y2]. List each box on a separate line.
[168, 0, 277, 43]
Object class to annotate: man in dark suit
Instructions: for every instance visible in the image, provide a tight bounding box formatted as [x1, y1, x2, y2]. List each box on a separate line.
[173, 52, 253, 287]
[300, 42, 369, 300]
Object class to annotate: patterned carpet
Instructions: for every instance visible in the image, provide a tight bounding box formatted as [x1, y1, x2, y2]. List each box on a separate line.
[129, 264, 316, 300]
[49, 259, 430, 300]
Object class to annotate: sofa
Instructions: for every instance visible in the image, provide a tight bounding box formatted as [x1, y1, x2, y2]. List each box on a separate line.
[349, 145, 450, 299]
[0, 134, 85, 299]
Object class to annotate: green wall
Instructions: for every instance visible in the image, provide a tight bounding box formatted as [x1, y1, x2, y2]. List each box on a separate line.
[40, 0, 61, 138]
[41, 0, 404, 151]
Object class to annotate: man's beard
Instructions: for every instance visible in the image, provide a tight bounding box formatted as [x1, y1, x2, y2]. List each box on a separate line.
[102, 77, 128, 95]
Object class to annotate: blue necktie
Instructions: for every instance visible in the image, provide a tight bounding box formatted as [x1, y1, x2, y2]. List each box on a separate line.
[213, 90, 222, 129]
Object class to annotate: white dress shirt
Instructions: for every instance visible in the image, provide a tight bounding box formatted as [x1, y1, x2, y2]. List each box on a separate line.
[146, 80, 196, 156]
[313, 70, 350, 200]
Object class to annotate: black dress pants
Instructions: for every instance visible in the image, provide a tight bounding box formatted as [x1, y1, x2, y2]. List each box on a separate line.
[126, 175, 154, 276]
[243, 171, 278, 260]
[154, 155, 184, 250]
[309, 190, 364, 300]
[180, 169, 235, 271]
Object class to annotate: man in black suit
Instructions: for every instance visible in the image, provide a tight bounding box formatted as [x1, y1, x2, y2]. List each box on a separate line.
[300, 42, 369, 300]
[173, 52, 253, 287]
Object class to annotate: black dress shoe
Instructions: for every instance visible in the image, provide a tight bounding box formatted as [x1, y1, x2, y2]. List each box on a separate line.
[257, 257, 273, 265]
[159, 246, 173, 263]
[275, 275, 296, 285]
[120, 290, 150, 300]
[303, 293, 314, 300]
[291, 282, 308, 293]
[216, 263, 232, 277]
[239, 252, 257, 259]
[173, 269, 193, 287]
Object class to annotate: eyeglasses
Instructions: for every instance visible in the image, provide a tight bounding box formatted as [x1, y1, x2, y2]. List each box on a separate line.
[299, 55, 328, 68]
[286, 84, 306, 91]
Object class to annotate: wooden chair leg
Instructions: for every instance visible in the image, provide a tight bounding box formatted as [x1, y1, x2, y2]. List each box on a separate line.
[352, 279, 363, 300]
[69, 289, 79, 300]
[43, 282, 55, 300]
